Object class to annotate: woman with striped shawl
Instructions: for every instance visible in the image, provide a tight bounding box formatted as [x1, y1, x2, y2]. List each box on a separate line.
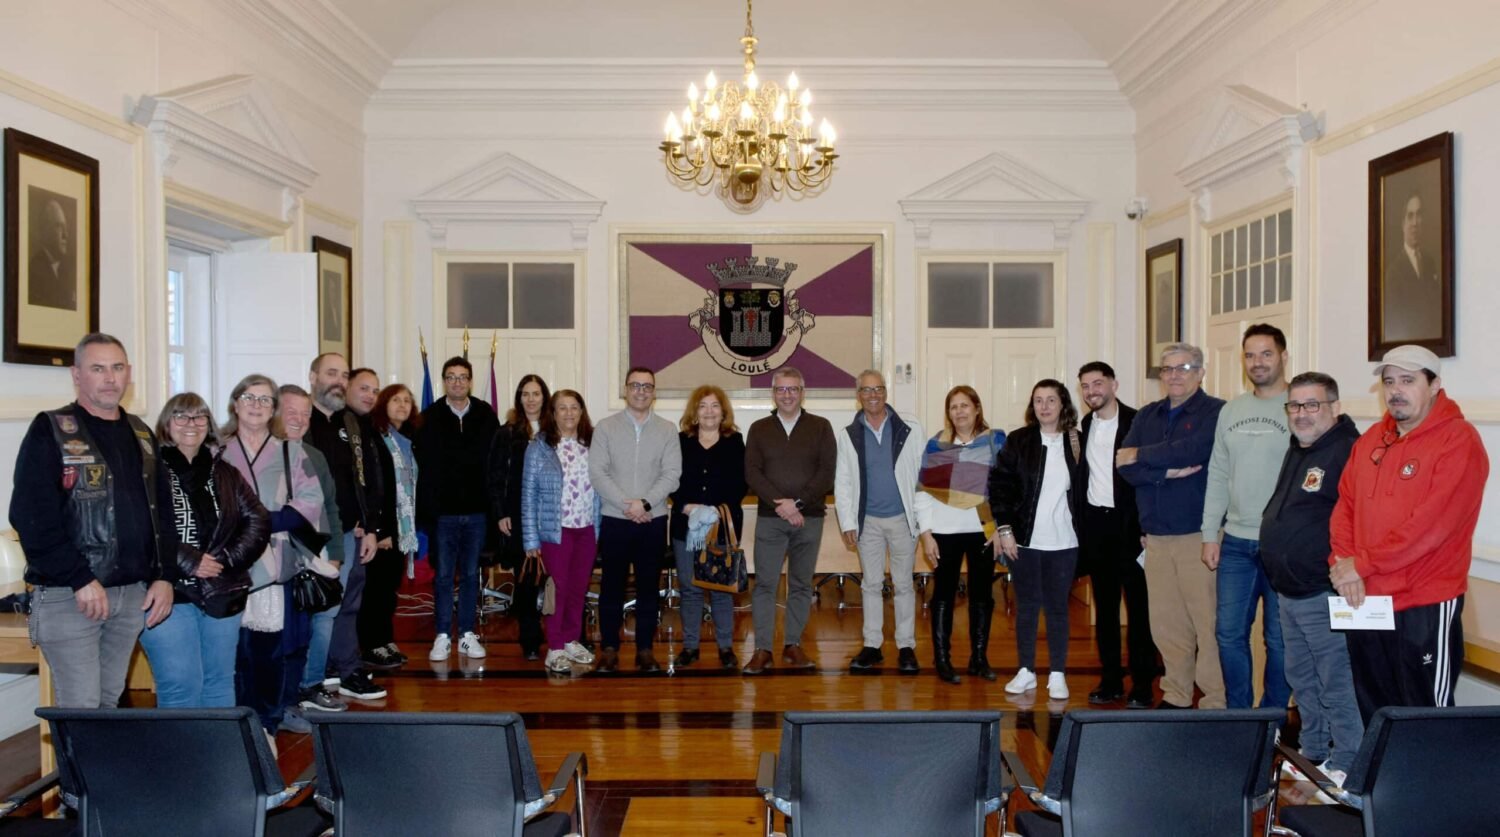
[914, 386, 1007, 685]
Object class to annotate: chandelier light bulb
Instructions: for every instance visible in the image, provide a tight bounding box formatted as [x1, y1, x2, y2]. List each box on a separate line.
[738, 101, 754, 124]
[773, 96, 788, 124]
[688, 82, 699, 103]
[707, 102, 721, 121]
[705, 70, 718, 92]
[820, 119, 835, 147]
[746, 70, 759, 91]
[681, 107, 693, 133]
[788, 72, 799, 92]
[799, 89, 811, 108]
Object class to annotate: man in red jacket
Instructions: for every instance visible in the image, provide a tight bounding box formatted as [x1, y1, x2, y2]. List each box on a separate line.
[1329, 345, 1488, 721]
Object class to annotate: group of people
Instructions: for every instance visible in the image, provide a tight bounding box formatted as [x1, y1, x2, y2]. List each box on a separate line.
[12, 328, 1489, 781]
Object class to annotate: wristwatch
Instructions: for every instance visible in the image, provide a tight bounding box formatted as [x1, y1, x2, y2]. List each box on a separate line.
[794, 499, 805, 510]
[641, 500, 652, 512]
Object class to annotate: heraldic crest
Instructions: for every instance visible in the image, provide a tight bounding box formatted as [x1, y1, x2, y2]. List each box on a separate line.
[688, 256, 816, 375]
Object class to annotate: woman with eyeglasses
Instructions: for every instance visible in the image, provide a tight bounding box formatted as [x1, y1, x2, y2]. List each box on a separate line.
[360, 383, 422, 670]
[137, 393, 270, 708]
[219, 375, 329, 739]
[486, 374, 552, 660]
[988, 379, 1084, 701]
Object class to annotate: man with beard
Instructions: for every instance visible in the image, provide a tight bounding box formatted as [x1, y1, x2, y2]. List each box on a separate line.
[1330, 345, 1488, 719]
[1200, 324, 1291, 709]
[301, 353, 388, 701]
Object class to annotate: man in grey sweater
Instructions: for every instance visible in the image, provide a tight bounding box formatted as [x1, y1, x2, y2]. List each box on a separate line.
[1201, 323, 1291, 709]
[589, 366, 682, 672]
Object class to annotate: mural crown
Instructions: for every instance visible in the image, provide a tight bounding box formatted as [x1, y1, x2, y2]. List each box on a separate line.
[706, 256, 797, 288]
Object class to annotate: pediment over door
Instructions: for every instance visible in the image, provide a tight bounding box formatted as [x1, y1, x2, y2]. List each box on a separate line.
[899, 152, 1090, 249]
[1176, 85, 1321, 223]
[411, 152, 605, 249]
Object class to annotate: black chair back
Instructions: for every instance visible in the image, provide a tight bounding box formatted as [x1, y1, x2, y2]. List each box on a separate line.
[1045, 708, 1282, 837]
[773, 710, 1004, 837]
[35, 706, 285, 837]
[310, 711, 545, 837]
[1345, 705, 1500, 835]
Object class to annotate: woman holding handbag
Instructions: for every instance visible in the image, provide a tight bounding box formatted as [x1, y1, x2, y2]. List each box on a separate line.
[988, 379, 1084, 702]
[520, 390, 601, 674]
[914, 386, 1007, 686]
[138, 392, 270, 708]
[486, 374, 550, 660]
[220, 374, 328, 737]
[668, 385, 746, 669]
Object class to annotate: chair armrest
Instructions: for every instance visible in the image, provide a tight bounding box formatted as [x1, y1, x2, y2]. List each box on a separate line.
[1001, 751, 1059, 815]
[755, 752, 776, 797]
[545, 752, 588, 800]
[1276, 742, 1362, 811]
[266, 762, 318, 810]
[1, 771, 58, 817]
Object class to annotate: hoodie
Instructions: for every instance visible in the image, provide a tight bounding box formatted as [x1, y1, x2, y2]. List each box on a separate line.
[1328, 391, 1489, 611]
[1259, 415, 1358, 598]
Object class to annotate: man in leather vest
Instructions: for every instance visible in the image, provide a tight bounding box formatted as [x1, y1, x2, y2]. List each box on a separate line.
[10, 333, 176, 708]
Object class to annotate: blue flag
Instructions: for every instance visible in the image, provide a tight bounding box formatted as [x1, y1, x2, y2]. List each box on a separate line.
[419, 349, 434, 410]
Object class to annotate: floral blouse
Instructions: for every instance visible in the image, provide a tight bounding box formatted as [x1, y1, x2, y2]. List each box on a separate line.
[557, 436, 596, 528]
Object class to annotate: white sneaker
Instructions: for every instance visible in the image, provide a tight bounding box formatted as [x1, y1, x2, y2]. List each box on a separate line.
[458, 631, 487, 659]
[562, 641, 596, 665]
[545, 650, 572, 673]
[1048, 672, 1069, 700]
[428, 633, 451, 661]
[1314, 768, 1348, 804]
[1005, 667, 1037, 694]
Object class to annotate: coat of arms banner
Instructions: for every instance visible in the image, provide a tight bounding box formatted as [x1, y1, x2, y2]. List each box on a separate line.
[617, 231, 884, 399]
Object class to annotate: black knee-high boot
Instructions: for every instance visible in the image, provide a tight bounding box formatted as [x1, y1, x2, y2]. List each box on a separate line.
[967, 601, 998, 681]
[931, 600, 960, 685]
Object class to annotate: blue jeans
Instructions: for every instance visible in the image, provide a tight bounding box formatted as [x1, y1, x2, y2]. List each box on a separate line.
[302, 531, 356, 690]
[672, 539, 734, 650]
[1215, 534, 1290, 708]
[1279, 592, 1364, 773]
[433, 514, 486, 636]
[138, 602, 242, 708]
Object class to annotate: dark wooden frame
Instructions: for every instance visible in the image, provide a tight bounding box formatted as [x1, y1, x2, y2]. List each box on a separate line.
[4, 128, 101, 366]
[1144, 237, 1183, 379]
[1367, 131, 1454, 359]
[312, 235, 354, 363]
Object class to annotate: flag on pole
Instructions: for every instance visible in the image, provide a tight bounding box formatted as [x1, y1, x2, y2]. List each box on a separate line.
[418, 327, 434, 410]
[486, 331, 499, 405]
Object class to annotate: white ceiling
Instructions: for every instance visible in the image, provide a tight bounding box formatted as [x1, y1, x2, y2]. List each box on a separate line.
[329, 0, 1176, 66]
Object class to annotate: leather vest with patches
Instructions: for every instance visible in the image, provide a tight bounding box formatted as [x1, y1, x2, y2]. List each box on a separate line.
[46, 405, 161, 587]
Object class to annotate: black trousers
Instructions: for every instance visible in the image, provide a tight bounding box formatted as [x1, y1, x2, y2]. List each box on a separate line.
[1012, 546, 1078, 671]
[358, 548, 404, 651]
[930, 531, 995, 609]
[1346, 595, 1463, 724]
[1081, 503, 1157, 690]
[598, 516, 667, 651]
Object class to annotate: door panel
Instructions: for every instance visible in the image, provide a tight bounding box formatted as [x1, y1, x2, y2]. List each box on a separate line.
[212, 252, 318, 412]
[507, 338, 578, 394]
[990, 337, 1057, 432]
[922, 336, 993, 432]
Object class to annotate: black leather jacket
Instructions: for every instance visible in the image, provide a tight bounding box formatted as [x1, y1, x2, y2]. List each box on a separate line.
[987, 424, 1082, 548]
[485, 423, 531, 571]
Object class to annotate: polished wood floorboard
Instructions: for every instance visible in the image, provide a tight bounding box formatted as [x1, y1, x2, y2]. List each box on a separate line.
[0, 578, 1323, 834]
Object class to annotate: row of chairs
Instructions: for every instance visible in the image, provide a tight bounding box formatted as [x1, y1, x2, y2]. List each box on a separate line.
[4, 705, 1496, 836]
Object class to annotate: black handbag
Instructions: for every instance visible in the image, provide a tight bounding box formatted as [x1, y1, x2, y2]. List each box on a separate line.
[693, 504, 748, 594]
[283, 442, 343, 613]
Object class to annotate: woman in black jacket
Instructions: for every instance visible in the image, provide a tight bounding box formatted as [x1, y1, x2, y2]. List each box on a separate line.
[988, 379, 1082, 701]
[486, 374, 551, 659]
[138, 392, 270, 708]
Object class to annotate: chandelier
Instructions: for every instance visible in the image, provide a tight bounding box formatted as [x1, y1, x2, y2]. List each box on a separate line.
[660, 0, 838, 210]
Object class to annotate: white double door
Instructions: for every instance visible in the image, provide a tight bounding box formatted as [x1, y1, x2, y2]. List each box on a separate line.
[922, 336, 1058, 434]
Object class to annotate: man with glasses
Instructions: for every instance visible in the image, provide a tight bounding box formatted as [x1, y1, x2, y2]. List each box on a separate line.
[1260, 372, 1362, 788]
[743, 367, 837, 674]
[11, 333, 176, 709]
[1200, 324, 1291, 709]
[835, 370, 926, 674]
[590, 366, 681, 672]
[417, 357, 500, 663]
[1118, 343, 1226, 708]
[1329, 345, 1488, 719]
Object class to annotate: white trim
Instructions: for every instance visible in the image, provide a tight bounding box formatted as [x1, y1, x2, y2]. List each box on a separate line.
[1111, 0, 1281, 98]
[1177, 86, 1321, 225]
[411, 152, 605, 249]
[0, 69, 141, 142]
[1340, 398, 1500, 425]
[900, 153, 1091, 249]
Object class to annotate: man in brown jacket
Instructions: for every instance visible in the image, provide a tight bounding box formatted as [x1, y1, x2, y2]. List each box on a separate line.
[742, 367, 837, 674]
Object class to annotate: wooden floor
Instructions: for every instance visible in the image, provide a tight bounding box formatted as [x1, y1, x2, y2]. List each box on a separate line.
[1, 576, 1326, 834]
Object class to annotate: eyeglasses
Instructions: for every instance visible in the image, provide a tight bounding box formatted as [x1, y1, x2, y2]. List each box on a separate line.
[857, 386, 887, 396]
[1370, 429, 1399, 466]
[772, 386, 802, 395]
[171, 412, 210, 426]
[443, 374, 471, 383]
[1284, 400, 1336, 415]
[625, 382, 656, 393]
[1159, 363, 1203, 377]
[236, 393, 274, 406]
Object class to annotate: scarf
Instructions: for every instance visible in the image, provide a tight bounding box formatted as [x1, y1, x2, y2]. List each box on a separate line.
[382, 430, 419, 554]
[918, 429, 1000, 533]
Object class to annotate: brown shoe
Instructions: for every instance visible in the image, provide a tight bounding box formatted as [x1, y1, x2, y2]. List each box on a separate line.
[636, 650, 662, 673]
[595, 647, 619, 673]
[742, 649, 774, 675]
[782, 644, 816, 670]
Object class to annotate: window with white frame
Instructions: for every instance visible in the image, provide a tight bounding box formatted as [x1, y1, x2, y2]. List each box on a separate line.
[926, 260, 1057, 330]
[1210, 208, 1292, 316]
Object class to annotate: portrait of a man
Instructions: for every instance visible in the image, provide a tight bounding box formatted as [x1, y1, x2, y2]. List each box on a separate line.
[321, 268, 344, 341]
[27, 187, 78, 311]
[1380, 169, 1441, 343]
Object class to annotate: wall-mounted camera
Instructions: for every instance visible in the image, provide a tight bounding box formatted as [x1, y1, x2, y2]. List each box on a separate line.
[1125, 197, 1148, 221]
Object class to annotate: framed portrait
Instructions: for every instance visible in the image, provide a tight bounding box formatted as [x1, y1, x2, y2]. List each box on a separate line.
[312, 235, 353, 363]
[617, 229, 885, 399]
[4, 128, 100, 366]
[1367, 132, 1454, 359]
[1144, 238, 1183, 379]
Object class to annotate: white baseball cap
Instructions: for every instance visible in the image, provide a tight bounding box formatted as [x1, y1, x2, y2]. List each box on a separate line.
[1373, 344, 1441, 378]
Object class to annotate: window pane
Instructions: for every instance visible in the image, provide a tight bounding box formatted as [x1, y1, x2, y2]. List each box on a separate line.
[927, 263, 989, 328]
[1235, 268, 1248, 310]
[1264, 214, 1276, 259]
[992, 263, 1054, 328]
[447, 263, 508, 329]
[1279, 255, 1292, 300]
[166, 269, 184, 346]
[1211, 270, 1222, 315]
[1249, 219, 1262, 264]
[513, 263, 574, 329]
[1265, 259, 1278, 304]
[1212, 234, 1223, 274]
[1278, 210, 1293, 255]
[168, 352, 185, 396]
[1249, 264, 1262, 308]
[1234, 225, 1248, 269]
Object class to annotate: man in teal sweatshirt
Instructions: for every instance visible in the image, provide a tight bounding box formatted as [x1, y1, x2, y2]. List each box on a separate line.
[1201, 323, 1291, 709]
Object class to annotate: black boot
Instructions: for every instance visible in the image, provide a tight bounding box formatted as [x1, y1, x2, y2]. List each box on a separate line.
[967, 601, 998, 681]
[931, 600, 960, 685]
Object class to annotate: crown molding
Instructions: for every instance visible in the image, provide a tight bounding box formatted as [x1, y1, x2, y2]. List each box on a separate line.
[412, 152, 604, 249]
[900, 152, 1091, 248]
[1112, 0, 1281, 100]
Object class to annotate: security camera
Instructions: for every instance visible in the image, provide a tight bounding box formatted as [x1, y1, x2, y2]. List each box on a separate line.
[1125, 198, 1148, 220]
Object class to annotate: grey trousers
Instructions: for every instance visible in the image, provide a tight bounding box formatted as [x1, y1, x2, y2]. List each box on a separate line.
[751, 515, 825, 652]
[1279, 592, 1365, 772]
[31, 582, 147, 708]
[856, 515, 917, 649]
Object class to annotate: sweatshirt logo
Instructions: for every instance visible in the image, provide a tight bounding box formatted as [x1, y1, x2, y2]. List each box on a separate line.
[1301, 467, 1325, 493]
[1400, 460, 1419, 479]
